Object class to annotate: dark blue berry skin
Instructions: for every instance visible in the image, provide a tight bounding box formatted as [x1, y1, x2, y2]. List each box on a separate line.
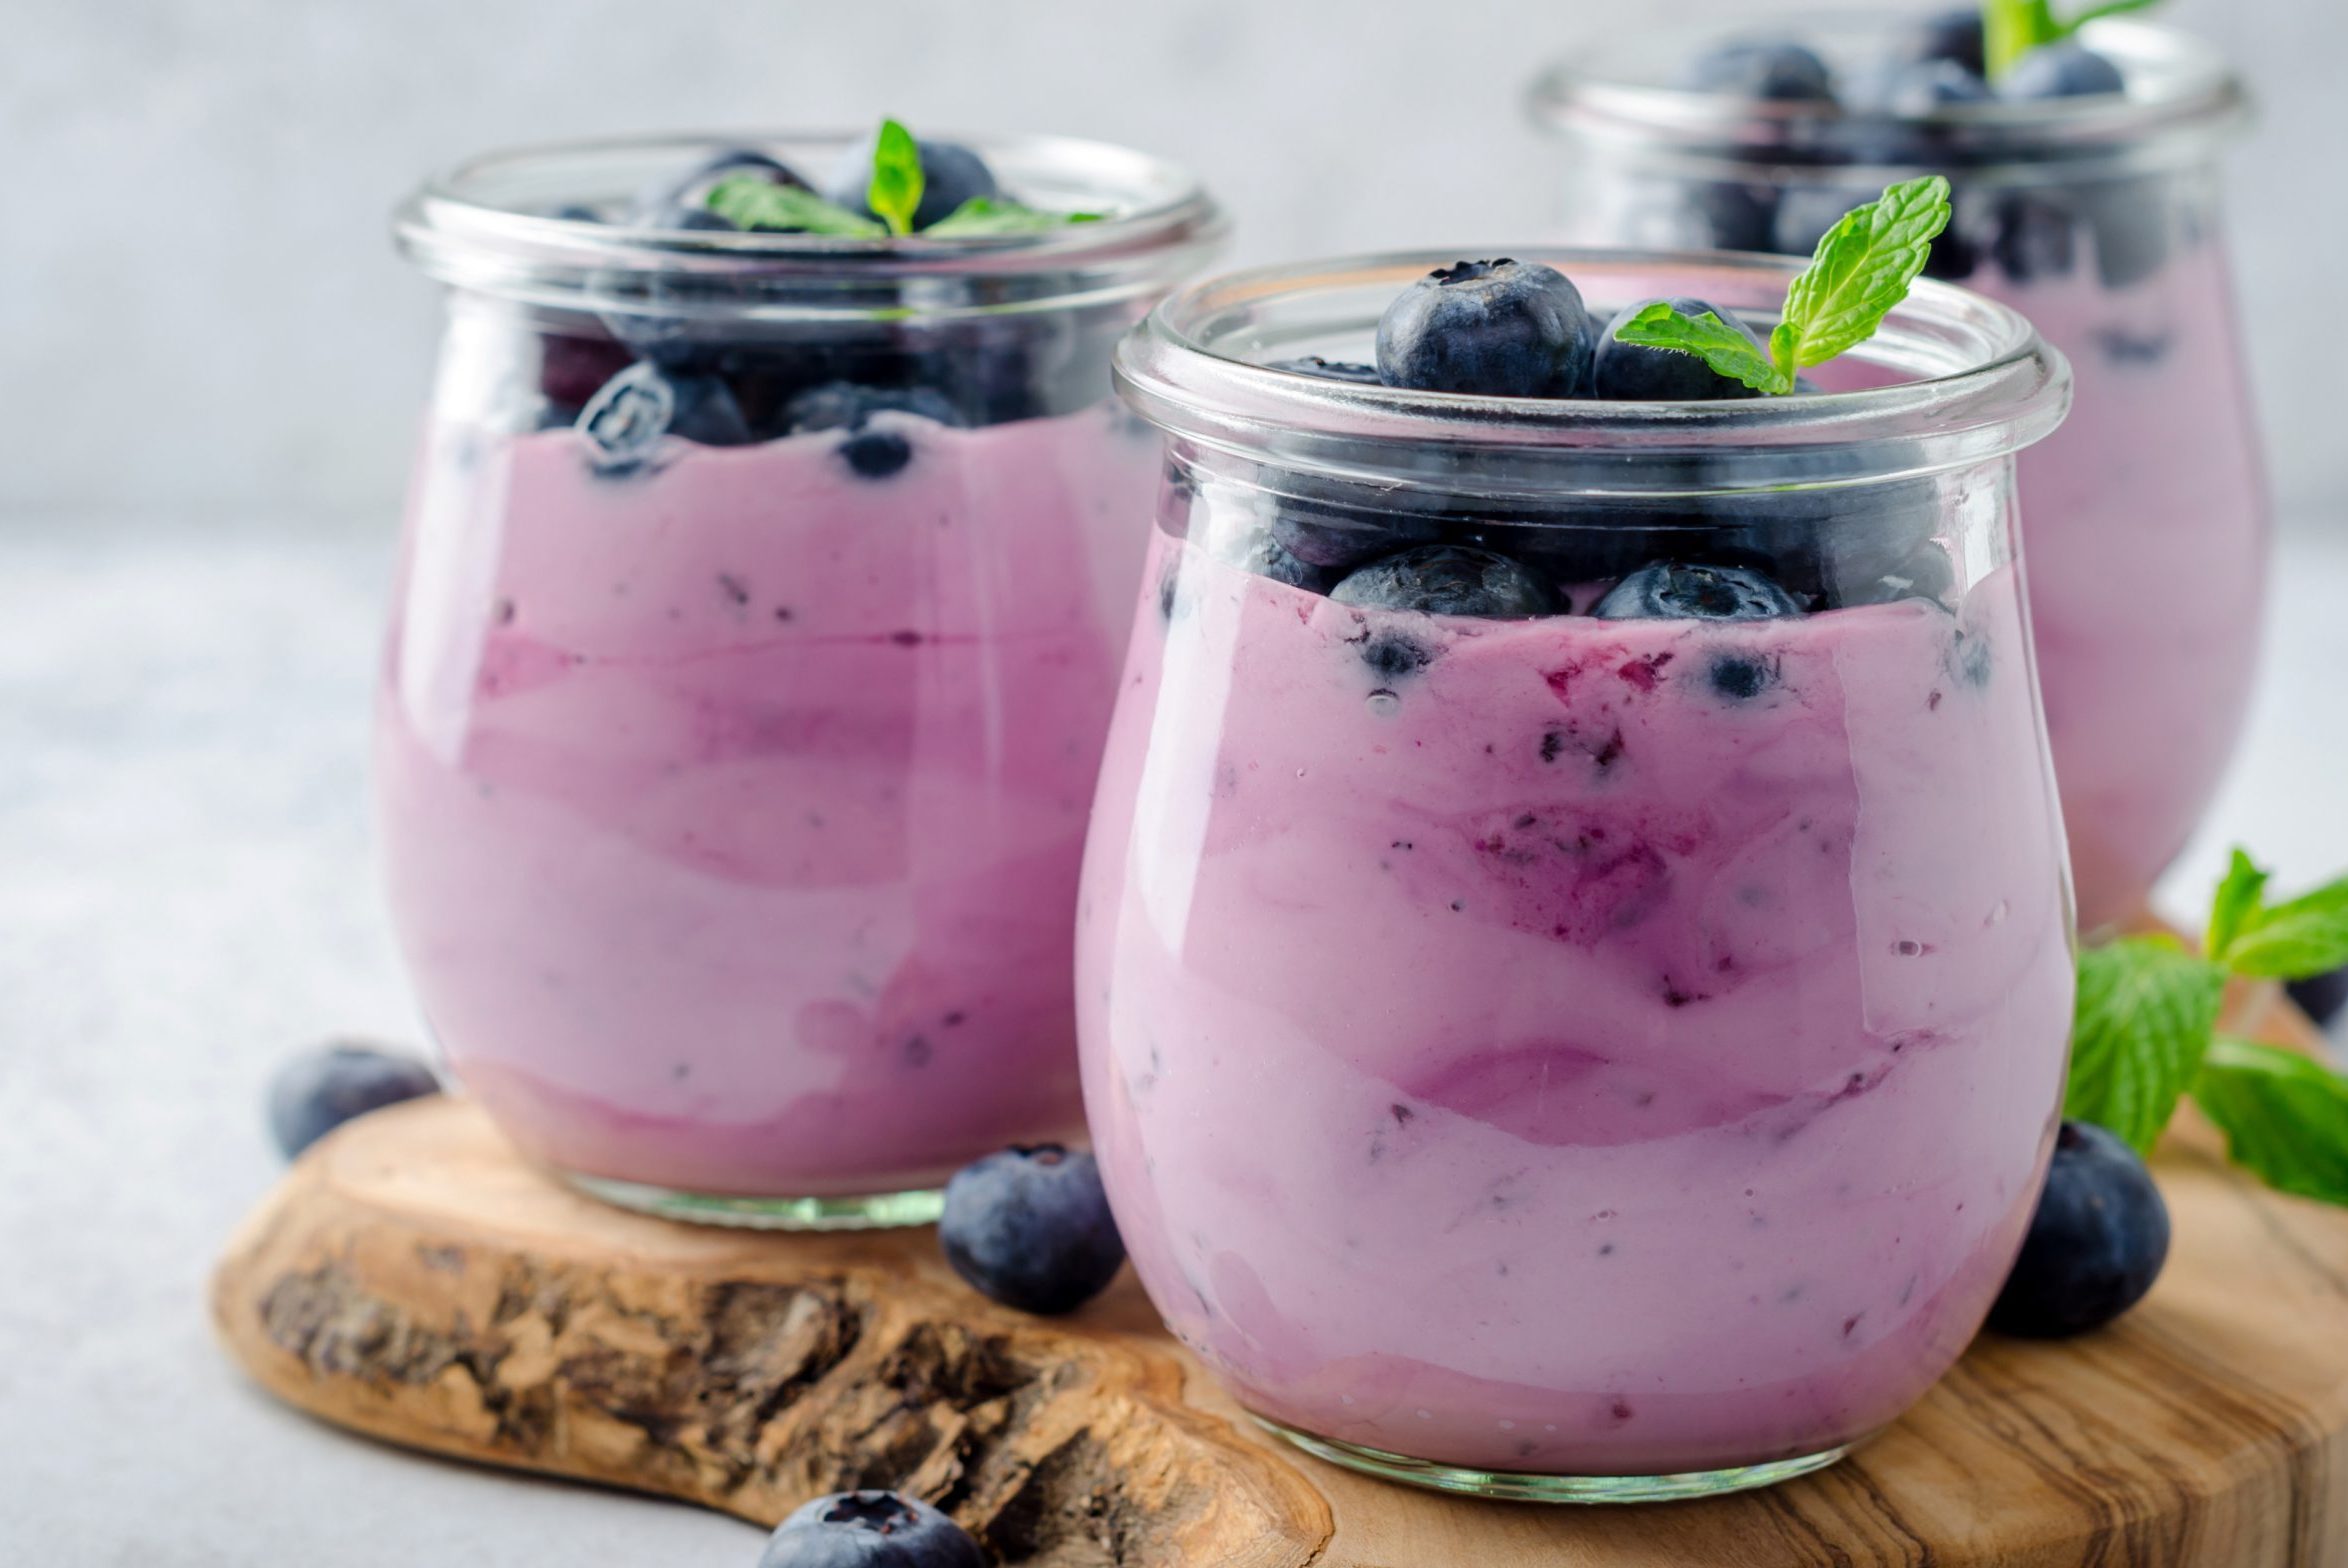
[759, 1491, 984, 1568]
[576, 362, 752, 472]
[1693, 182, 1781, 254]
[1989, 1121, 2170, 1338]
[1593, 561, 1803, 621]
[1592, 297, 1764, 402]
[2289, 965, 2348, 1031]
[941, 1145, 1126, 1316]
[1901, 8, 1987, 75]
[1241, 535, 1341, 594]
[1875, 58, 1994, 114]
[630, 148, 807, 229]
[1267, 355, 1383, 385]
[2002, 41, 2126, 100]
[1332, 546, 1560, 619]
[267, 1044, 439, 1160]
[1681, 39, 1835, 101]
[1375, 260, 1595, 399]
[826, 136, 998, 231]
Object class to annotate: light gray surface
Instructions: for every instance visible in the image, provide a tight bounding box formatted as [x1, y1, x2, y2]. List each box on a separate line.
[4, 0, 2345, 526]
[3, 514, 2345, 1562]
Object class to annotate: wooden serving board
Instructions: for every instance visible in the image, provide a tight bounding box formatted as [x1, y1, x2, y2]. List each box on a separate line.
[213, 985, 2348, 1567]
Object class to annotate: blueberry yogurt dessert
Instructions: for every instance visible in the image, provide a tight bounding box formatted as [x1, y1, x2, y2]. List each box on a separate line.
[1079, 212, 2078, 1499]
[1533, 8, 2266, 929]
[380, 127, 1222, 1226]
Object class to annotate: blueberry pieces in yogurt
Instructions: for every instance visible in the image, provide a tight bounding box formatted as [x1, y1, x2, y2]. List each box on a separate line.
[1680, 38, 1835, 102]
[1375, 259, 1596, 398]
[1332, 546, 1560, 619]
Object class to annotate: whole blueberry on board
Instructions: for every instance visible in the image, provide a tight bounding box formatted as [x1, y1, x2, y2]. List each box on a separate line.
[267, 1043, 439, 1160]
[826, 135, 998, 230]
[1375, 259, 1596, 399]
[1593, 561, 1804, 621]
[1989, 1121, 2170, 1337]
[940, 1145, 1126, 1316]
[1681, 38, 1837, 101]
[1331, 545, 1560, 619]
[758, 1490, 985, 1568]
[1591, 297, 1765, 402]
[2002, 41, 2127, 100]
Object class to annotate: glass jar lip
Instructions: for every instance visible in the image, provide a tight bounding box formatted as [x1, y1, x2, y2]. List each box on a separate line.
[1114, 248, 2071, 499]
[393, 128, 1227, 316]
[1528, 16, 2247, 169]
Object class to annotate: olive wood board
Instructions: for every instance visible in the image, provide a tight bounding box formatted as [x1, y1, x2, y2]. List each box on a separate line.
[212, 983, 2348, 1567]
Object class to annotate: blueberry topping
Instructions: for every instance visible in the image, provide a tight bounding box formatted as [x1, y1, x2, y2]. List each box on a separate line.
[840, 431, 913, 479]
[1267, 355, 1384, 385]
[783, 381, 969, 434]
[1375, 260, 1596, 399]
[1592, 297, 1765, 402]
[758, 1490, 984, 1568]
[1361, 631, 1435, 681]
[1681, 39, 1835, 102]
[1988, 1121, 2169, 1338]
[940, 1145, 1126, 1316]
[2290, 965, 2348, 1031]
[576, 362, 752, 471]
[1874, 58, 1994, 114]
[2002, 41, 2126, 100]
[630, 148, 807, 229]
[1901, 8, 1987, 76]
[826, 135, 998, 230]
[1708, 654, 1779, 701]
[267, 1043, 439, 1160]
[1593, 561, 1803, 621]
[1331, 545, 1560, 619]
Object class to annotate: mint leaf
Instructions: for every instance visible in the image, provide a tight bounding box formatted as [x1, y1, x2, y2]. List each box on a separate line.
[2064, 933, 2226, 1152]
[923, 197, 1106, 237]
[2222, 875, 2348, 980]
[2191, 1038, 2348, 1206]
[1985, 0, 2164, 77]
[1612, 303, 1790, 395]
[2206, 847, 2270, 965]
[867, 118, 924, 237]
[705, 177, 883, 237]
[1774, 176, 1952, 379]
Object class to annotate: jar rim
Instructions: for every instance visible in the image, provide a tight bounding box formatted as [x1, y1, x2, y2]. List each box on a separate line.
[392, 129, 1227, 319]
[1528, 16, 2247, 171]
[1114, 248, 2071, 499]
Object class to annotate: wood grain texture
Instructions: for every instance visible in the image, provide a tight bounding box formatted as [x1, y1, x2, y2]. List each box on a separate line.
[212, 984, 2348, 1566]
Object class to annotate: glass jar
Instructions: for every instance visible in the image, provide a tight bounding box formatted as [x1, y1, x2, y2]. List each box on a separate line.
[1081, 250, 2074, 1500]
[381, 132, 1223, 1227]
[1531, 18, 2263, 931]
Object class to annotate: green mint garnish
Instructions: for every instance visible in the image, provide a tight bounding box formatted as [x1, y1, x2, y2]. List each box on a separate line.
[923, 197, 1106, 236]
[704, 177, 883, 237]
[1984, 0, 2163, 79]
[1614, 175, 1952, 397]
[2067, 848, 2348, 1204]
[866, 118, 925, 237]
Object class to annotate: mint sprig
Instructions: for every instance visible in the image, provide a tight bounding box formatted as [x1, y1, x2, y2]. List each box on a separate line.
[1614, 176, 1952, 397]
[705, 177, 883, 237]
[2069, 848, 2348, 1204]
[867, 118, 924, 237]
[1984, 0, 2163, 78]
[924, 197, 1106, 236]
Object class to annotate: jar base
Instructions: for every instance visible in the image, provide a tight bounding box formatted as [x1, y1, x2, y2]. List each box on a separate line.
[561, 1170, 945, 1231]
[1254, 1417, 1851, 1504]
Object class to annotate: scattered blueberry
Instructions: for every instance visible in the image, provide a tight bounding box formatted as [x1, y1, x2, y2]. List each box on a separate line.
[940, 1145, 1126, 1316]
[1681, 39, 1836, 101]
[2289, 965, 2348, 1031]
[2002, 41, 2126, 100]
[758, 1490, 984, 1568]
[1593, 561, 1803, 621]
[1591, 297, 1765, 402]
[267, 1042, 439, 1160]
[1267, 355, 1384, 385]
[1900, 8, 1987, 75]
[576, 362, 752, 472]
[1375, 260, 1595, 398]
[826, 135, 998, 230]
[1331, 545, 1560, 619]
[1988, 1121, 2169, 1338]
[630, 147, 807, 229]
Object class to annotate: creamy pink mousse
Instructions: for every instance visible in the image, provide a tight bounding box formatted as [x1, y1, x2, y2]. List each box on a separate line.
[377, 402, 1150, 1196]
[1078, 534, 2073, 1476]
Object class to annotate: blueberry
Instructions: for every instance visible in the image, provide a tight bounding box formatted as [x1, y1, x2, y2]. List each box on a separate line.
[267, 1043, 439, 1160]
[630, 147, 807, 229]
[826, 135, 998, 231]
[1263, 474, 1446, 573]
[1240, 535, 1341, 593]
[1375, 260, 1595, 399]
[759, 1490, 984, 1568]
[1681, 39, 1836, 102]
[1331, 545, 1560, 619]
[940, 1145, 1126, 1316]
[537, 333, 637, 415]
[576, 362, 752, 472]
[2002, 41, 2126, 100]
[1693, 181, 1781, 254]
[1267, 355, 1383, 385]
[1990, 192, 2080, 283]
[1593, 561, 1803, 621]
[783, 381, 968, 434]
[1989, 1121, 2169, 1338]
[1900, 8, 1987, 75]
[2289, 965, 2348, 1031]
[1592, 297, 1765, 402]
[1873, 58, 1994, 114]
[1708, 653, 1778, 700]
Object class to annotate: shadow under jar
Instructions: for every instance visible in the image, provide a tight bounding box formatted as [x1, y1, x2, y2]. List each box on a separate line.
[1532, 17, 2265, 932]
[1080, 250, 2076, 1501]
[380, 133, 1223, 1227]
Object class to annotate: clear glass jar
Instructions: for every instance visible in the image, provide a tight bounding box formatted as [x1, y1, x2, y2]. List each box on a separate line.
[380, 133, 1223, 1227]
[1531, 18, 2264, 930]
[1081, 250, 2074, 1501]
